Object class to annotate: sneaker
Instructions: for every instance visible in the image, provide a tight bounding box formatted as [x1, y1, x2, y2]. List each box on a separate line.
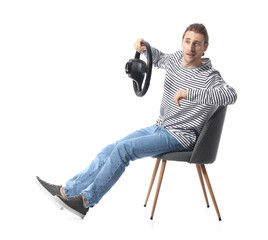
[36, 176, 64, 210]
[54, 195, 89, 219]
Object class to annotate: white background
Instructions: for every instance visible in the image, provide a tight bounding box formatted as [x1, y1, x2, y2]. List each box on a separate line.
[1, 0, 268, 239]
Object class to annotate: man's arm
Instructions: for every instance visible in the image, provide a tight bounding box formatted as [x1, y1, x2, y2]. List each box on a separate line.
[133, 38, 171, 69]
[174, 76, 237, 107]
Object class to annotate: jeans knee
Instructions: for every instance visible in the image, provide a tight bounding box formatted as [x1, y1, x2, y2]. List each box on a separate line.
[111, 142, 134, 166]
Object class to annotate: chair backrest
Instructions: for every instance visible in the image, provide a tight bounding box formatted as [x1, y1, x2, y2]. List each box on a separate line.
[189, 106, 227, 164]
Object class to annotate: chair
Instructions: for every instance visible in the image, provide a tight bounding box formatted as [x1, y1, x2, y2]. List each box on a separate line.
[144, 106, 227, 221]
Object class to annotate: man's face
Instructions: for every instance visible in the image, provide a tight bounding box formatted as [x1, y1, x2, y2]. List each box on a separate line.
[181, 31, 208, 68]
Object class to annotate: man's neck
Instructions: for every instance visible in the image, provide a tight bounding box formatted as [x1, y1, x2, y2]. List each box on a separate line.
[182, 59, 204, 68]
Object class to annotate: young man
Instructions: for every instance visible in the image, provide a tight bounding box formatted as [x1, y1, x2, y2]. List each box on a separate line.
[36, 23, 237, 219]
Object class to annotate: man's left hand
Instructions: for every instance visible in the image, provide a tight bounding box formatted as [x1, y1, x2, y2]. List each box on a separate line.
[174, 89, 188, 107]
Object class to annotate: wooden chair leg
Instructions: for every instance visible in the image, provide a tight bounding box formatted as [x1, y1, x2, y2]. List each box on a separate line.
[196, 164, 209, 207]
[150, 160, 167, 220]
[200, 164, 222, 221]
[144, 158, 161, 207]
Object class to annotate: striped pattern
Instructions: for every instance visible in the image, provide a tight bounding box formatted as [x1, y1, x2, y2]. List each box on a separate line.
[149, 48, 237, 150]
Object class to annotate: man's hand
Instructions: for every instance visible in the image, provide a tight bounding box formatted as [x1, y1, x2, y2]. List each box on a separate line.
[133, 38, 146, 53]
[174, 89, 188, 107]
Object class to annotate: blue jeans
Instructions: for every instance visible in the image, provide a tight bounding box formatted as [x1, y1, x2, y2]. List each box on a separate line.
[64, 125, 185, 207]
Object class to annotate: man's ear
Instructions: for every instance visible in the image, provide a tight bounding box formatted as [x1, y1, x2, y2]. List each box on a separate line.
[204, 43, 209, 52]
[202, 43, 208, 56]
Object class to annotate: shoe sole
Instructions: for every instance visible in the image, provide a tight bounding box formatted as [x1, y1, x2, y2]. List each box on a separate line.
[54, 196, 85, 219]
[35, 177, 64, 210]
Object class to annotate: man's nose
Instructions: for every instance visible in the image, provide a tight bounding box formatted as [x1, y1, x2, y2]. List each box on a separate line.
[187, 43, 194, 52]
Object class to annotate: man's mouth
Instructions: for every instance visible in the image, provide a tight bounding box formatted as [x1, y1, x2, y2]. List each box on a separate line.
[186, 53, 195, 57]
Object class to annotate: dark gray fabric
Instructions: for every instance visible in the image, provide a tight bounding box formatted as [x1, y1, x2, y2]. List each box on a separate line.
[54, 195, 89, 218]
[36, 176, 62, 196]
[154, 151, 192, 162]
[154, 106, 227, 164]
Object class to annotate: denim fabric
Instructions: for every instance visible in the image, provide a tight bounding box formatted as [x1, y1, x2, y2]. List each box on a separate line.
[64, 125, 185, 207]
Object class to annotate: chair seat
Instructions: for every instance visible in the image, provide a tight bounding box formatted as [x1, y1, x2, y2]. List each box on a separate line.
[154, 151, 192, 163]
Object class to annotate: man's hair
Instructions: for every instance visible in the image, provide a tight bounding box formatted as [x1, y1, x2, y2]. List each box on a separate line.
[182, 23, 209, 45]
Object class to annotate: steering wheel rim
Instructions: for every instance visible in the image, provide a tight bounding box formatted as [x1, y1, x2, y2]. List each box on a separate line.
[125, 41, 153, 97]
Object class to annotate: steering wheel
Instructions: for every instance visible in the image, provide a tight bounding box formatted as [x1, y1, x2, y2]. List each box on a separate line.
[125, 41, 152, 97]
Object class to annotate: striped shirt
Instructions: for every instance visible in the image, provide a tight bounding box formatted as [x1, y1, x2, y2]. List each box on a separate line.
[147, 48, 237, 150]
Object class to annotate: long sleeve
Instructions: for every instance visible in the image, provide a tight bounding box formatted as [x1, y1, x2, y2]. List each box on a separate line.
[187, 73, 237, 106]
[143, 47, 171, 70]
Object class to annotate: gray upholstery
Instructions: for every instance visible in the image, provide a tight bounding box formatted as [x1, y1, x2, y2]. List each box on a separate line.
[154, 106, 227, 164]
